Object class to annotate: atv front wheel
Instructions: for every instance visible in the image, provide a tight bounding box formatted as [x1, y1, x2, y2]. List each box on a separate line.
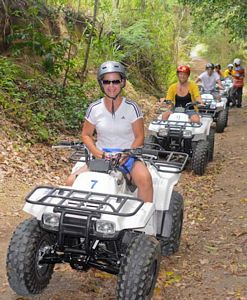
[117, 234, 161, 300]
[191, 140, 208, 175]
[6, 218, 54, 296]
[216, 110, 227, 133]
[207, 127, 215, 162]
[158, 191, 184, 256]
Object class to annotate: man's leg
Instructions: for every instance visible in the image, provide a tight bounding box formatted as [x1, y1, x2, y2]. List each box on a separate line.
[230, 86, 237, 107]
[131, 161, 153, 202]
[236, 87, 243, 108]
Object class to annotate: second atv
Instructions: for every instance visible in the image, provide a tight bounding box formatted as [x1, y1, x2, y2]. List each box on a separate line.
[146, 102, 214, 175]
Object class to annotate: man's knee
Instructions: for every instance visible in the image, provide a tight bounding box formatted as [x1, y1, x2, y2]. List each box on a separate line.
[190, 114, 200, 123]
[132, 163, 152, 186]
[66, 174, 76, 186]
[162, 111, 171, 120]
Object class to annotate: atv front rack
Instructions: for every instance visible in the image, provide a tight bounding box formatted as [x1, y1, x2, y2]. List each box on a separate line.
[26, 186, 144, 217]
[147, 151, 188, 173]
[198, 107, 218, 118]
[151, 119, 202, 128]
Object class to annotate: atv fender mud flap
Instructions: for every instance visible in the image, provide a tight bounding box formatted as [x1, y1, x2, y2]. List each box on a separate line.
[155, 210, 174, 237]
[192, 133, 206, 141]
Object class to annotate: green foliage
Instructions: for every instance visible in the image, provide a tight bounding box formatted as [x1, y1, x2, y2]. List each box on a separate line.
[0, 56, 96, 142]
[3, 0, 244, 143]
[88, 0, 195, 94]
[179, 0, 247, 41]
[0, 57, 26, 111]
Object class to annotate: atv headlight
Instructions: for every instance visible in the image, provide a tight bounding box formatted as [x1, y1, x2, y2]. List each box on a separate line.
[96, 220, 116, 234]
[42, 213, 60, 230]
[158, 127, 169, 137]
[210, 101, 217, 109]
[183, 130, 192, 138]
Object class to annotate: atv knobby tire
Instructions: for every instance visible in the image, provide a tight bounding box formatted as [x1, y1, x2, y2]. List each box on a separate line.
[117, 234, 161, 300]
[207, 127, 215, 162]
[6, 218, 54, 296]
[158, 191, 184, 256]
[191, 140, 208, 175]
[225, 107, 229, 127]
[216, 110, 227, 133]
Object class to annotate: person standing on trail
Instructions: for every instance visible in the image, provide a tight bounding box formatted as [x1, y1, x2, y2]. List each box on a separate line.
[66, 61, 153, 202]
[195, 63, 224, 91]
[230, 58, 245, 108]
[160, 65, 204, 123]
[214, 64, 224, 80]
[224, 64, 234, 78]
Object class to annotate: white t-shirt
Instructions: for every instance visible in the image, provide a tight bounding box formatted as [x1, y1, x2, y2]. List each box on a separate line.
[85, 97, 143, 150]
[199, 71, 220, 90]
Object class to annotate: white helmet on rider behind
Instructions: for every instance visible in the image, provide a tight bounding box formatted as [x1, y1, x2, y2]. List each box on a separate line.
[227, 64, 233, 68]
[233, 58, 241, 65]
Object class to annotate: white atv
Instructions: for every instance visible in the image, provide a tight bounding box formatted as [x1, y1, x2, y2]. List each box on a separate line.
[221, 77, 233, 107]
[146, 102, 214, 176]
[198, 87, 229, 133]
[6, 143, 188, 300]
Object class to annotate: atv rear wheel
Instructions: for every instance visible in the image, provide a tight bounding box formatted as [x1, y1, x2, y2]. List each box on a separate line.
[117, 234, 161, 300]
[225, 107, 229, 127]
[6, 218, 54, 296]
[158, 191, 184, 256]
[207, 127, 215, 162]
[191, 140, 208, 175]
[216, 110, 227, 133]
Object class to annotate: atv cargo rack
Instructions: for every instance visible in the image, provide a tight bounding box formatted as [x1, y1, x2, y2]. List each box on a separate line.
[151, 119, 202, 128]
[145, 151, 188, 173]
[25, 186, 144, 217]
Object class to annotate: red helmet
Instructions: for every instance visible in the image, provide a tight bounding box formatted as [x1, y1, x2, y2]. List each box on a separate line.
[177, 65, 190, 75]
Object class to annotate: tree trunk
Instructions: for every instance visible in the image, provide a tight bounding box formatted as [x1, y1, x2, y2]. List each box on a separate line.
[1, 0, 12, 50]
[62, 41, 72, 89]
[80, 0, 98, 83]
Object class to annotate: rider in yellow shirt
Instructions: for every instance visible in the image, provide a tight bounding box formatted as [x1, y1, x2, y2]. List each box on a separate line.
[166, 80, 201, 103]
[161, 65, 203, 123]
[223, 64, 234, 78]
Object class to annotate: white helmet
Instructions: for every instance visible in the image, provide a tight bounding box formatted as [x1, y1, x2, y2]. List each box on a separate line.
[228, 64, 233, 68]
[233, 58, 241, 65]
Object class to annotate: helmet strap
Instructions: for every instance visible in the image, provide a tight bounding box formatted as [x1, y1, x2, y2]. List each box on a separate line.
[103, 90, 122, 118]
[111, 100, 115, 118]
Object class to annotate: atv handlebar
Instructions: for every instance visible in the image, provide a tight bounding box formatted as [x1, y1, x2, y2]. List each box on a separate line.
[53, 142, 189, 172]
[53, 142, 159, 157]
[52, 141, 84, 150]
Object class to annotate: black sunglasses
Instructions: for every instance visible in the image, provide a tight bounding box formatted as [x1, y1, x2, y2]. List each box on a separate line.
[102, 79, 122, 85]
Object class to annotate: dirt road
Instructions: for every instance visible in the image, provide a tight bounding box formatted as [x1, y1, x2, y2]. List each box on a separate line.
[0, 106, 247, 300]
[163, 105, 247, 300]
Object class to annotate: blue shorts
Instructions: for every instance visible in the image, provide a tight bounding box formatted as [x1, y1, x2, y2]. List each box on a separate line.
[119, 157, 136, 174]
[102, 148, 136, 174]
[186, 110, 199, 118]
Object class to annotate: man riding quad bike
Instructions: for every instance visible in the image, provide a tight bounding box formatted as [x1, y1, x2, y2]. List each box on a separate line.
[198, 86, 229, 133]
